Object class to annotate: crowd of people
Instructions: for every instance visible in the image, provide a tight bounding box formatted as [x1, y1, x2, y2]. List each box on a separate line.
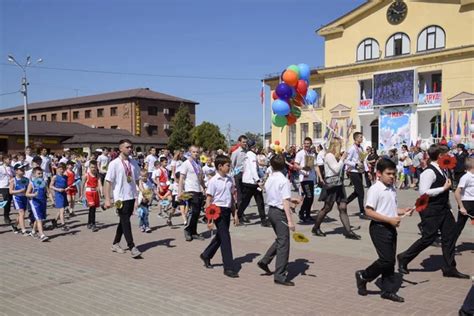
[0, 134, 473, 310]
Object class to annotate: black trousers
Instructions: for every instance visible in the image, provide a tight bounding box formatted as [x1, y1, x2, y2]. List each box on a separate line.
[347, 172, 365, 214]
[233, 173, 243, 209]
[454, 200, 474, 243]
[299, 181, 314, 219]
[398, 209, 457, 272]
[99, 173, 106, 186]
[237, 183, 265, 220]
[260, 207, 290, 282]
[461, 285, 474, 314]
[202, 207, 234, 270]
[184, 192, 203, 236]
[363, 221, 397, 293]
[0, 187, 12, 221]
[88, 207, 96, 225]
[113, 199, 135, 249]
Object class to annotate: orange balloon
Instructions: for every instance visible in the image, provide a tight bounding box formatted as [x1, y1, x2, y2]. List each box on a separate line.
[282, 70, 298, 87]
[272, 91, 278, 100]
[287, 114, 297, 125]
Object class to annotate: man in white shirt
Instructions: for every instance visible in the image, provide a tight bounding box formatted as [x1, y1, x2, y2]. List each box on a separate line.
[39, 147, 52, 185]
[97, 148, 110, 185]
[294, 137, 316, 223]
[0, 155, 13, 224]
[237, 140, 268, 227]
[397, 144, 469, 279]
[231, 135, 248, 208]
[345, 132, 367, 219]
[104, 139, 141, 258]
[25, 146, 35, 170]
[59, 149, 71, 165]
[179, 145, 206, 242]
[144, 147, 157, 181]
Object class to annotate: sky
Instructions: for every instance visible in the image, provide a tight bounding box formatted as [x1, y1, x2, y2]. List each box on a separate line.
[0, 0, 365, 139]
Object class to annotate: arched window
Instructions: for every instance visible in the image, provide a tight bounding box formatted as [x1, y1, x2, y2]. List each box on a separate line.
[430, 115, 441, 138]
[386, 32, 410, 57]
[417, 25, 445, 52]
[356, 38, 380, 61]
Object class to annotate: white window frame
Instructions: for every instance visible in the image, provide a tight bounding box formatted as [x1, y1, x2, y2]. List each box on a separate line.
[386, 32, 410, 57]
[356, 38, 380, 61]
[417, 25, 445, 52]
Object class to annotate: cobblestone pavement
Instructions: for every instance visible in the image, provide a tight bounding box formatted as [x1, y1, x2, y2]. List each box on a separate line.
[1, 188, 473, 315]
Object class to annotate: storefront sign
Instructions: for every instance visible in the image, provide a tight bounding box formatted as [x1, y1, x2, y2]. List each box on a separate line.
[418, 92, 441, 106]
[358, 99, 373, 111]
[135, 102, 141, 136]
[379, 106, 411, 151]
[17, 137, 59, 145]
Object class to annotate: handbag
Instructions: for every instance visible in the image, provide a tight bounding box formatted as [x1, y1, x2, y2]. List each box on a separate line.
[324, 166, 344, 189]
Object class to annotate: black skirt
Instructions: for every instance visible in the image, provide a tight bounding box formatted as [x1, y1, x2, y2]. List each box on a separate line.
[318, 185, 347, 203]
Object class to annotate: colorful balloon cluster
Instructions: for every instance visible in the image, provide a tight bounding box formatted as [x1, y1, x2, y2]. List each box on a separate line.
[271, 63, 317, 128]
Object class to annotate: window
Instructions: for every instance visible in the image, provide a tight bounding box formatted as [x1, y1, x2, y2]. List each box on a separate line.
[73, 111, 79, 120]
[430, 115, 441, 138]
[356, 38, 380, 61]
[147, 125, 158, 136]
[148, 106, 158, 116]
[31, 115, 37, 121]
[111, 125, 118, 129]
[41, 115, 47, 121]
[386, 33, 410, 57]
[288, 125, 296, 146]
[313, 122, 322, 139]
[418, 26, 445, 52]
[110, 107, 118, 116]
[300, 123, 309, 144]
[97, 108, 104, 117]
[51, 114, 57, 121]
[359, 79, 373, 99]
[62, 112, 68, 121]
[85, 110, 91, 119]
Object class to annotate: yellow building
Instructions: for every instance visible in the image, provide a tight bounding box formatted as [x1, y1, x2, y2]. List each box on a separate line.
[267, 0, 474, 151]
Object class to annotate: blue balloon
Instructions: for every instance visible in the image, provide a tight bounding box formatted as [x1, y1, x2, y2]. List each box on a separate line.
[275, 83, 292, 100]
[272, 99, 290, 116]
[298, 63, 311, 80]
[305, 89, 317, 105]
[447, 140, 454, 148]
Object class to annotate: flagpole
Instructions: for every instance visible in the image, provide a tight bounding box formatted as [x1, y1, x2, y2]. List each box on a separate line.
[262, 80, 266, 147]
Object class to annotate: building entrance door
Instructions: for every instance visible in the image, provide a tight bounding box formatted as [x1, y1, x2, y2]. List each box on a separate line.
[370, 119, 379, 150]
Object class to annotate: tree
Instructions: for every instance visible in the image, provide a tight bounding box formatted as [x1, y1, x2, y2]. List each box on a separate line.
[191, 121, 227, 151]
[168, 106, 193, 151]
[244, 132, 263, 149]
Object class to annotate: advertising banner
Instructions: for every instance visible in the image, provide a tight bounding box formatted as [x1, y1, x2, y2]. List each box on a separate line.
[379, 106, 411, 151]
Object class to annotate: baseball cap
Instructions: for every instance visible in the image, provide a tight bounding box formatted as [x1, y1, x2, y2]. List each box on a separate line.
[13, 163, 27, 170]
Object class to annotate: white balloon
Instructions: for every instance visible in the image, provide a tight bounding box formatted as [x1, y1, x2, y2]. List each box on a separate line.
[470, 124, 474, 133]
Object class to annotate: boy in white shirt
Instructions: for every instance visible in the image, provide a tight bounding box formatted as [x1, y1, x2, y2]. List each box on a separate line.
[355, 158, 412, 303]
[199, 155, 239, 278]
[454, 157, 474, 242]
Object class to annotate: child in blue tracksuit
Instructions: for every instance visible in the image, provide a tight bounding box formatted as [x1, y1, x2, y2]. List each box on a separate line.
[26, 167, 52, 242]
[50, 163, 69, 231]
[9, 163, 29, 235]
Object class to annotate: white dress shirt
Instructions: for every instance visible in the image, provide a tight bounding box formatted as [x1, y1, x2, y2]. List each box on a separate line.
[242, 151, 260, 185]
[419, 162, 447, 197]
[458, 171, 474, 201]
[345, 144, 363, 173]
[265, 171, 291, 209]
[365, 181, 398, 218]
[324, 153, 344, 177]
[206, 173, 234, 208]
[181, 159, 203, 193]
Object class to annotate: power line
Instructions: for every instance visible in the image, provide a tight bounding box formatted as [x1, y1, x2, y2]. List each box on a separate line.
[0, 90, 19, 96]
[1, 63, 260, 81]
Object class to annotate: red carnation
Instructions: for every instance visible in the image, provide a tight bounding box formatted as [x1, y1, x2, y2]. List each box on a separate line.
[415, 194, 429, 212]
[438, 154, 457, 170]
[205, 204, 221, 221]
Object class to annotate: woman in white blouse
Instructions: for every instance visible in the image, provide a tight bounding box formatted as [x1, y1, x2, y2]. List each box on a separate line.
[311, 138, 361, 240]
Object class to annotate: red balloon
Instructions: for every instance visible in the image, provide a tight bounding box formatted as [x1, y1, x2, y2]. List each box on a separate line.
[275, 140, 280, 145]
[294, 94, 305, 106]
[296, 80, 308, 96]
[272, 91, 278, 100]
[282, 70, 298, 87]
[287, 114, 297, 125]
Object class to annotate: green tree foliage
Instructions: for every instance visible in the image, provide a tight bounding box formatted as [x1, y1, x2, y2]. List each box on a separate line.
[168, 106, 193, 151]
[191, 121, 228, 151]
[244, 132, 263, 148]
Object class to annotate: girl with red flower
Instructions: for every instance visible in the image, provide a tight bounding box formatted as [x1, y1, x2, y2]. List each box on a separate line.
[199, 155, 239, 278]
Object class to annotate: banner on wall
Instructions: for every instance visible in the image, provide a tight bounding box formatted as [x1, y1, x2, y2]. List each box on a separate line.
[379, 106, 411, 151]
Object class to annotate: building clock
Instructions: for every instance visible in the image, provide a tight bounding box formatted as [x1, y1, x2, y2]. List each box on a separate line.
[387, 1, 407, 25]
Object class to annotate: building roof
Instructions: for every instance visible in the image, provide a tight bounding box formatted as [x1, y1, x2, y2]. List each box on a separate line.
[0, 119, 164, 145]
[0, 88, 199, 114]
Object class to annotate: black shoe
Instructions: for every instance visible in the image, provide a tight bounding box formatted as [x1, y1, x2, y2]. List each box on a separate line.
[241, 216, 250, 223]
[260, 220, 271, 227]
[305, 216, 314, 223]
[355, 270, 367, 296]
[311, 228, 326, 237]
[51, 219, 58, 229]
[397, 254, 409, 274]
[91, 225, 99, 232]
[442, 269, 470, 279]
[274, 279, 295, 286]
[192, 234, 205, 241]
[257, 261, 273, 275]
[298, 217, 306, 224]
[184, 232, 193, 242]
[224, 270, 239, 278]
[61, 225, 69, 232]
[459, 308, 470, 316]
[344, 231, 361, 240]
[199, 254, 213, 269]
[359, 214, 369, 220]
[381, 292, 404, 303]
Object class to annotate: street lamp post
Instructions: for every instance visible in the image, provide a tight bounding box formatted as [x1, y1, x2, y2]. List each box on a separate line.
[7, 55, 42, 149]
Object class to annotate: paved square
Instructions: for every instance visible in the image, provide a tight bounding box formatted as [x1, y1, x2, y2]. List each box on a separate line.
[1, 188, 472, 315]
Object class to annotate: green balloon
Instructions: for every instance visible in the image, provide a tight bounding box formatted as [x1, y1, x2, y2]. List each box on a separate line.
[287, 65, 300, 77]
[272, 114, 287, 127]
[291, 106, 301, 118]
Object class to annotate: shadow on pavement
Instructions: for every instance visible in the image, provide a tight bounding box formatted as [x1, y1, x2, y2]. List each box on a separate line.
[233, 252, 260, 272]
[287, 258, 316, 281]
[48, 229, 80, 240]
[456, 242, 474, 254]
[138, 238, 176, 252]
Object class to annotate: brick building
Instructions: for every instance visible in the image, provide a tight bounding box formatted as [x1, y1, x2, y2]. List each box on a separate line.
[0, 88, 198, 147]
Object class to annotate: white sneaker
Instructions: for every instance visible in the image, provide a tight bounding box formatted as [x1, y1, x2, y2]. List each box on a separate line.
[39, 234, 49, 242]
[130, 247, 142, 258]
[111, 243, 125, 254]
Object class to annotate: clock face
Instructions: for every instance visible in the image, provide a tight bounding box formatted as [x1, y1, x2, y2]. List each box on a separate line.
[387, 1, 407, 25]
